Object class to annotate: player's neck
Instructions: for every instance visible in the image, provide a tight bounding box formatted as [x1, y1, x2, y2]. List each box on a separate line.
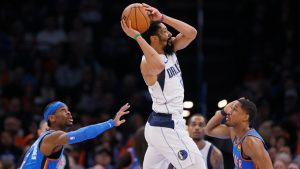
[50, 125, 69, 132]
[194, 139, 205, 149]
[234, 124, 251, 140]
[152, 44, 165, 55]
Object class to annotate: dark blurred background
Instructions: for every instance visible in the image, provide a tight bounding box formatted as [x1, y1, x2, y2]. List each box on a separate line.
[0, 0, 299, 168]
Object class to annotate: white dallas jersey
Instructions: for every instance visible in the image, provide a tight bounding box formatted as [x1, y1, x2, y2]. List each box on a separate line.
[200, 141, 213, 168]
[147, 53, 184, 117]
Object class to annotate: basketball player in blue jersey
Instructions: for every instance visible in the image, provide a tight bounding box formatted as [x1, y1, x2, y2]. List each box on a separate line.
[121, 3, 206, 169]
[205, 98, 273, 169]
[19, 101, 130, 169]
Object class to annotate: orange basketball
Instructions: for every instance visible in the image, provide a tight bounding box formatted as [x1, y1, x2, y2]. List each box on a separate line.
[121, 3, 151, 33]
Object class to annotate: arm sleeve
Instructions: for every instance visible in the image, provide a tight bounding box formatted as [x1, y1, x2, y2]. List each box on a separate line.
[68, 119, 115, 144]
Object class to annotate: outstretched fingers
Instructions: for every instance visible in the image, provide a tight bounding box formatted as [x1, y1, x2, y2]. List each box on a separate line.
[119, 111, 130, 118]
[119, 119, 126, 125]
[119, 103, 130, 112]
[117, 103, 130, 118]
[114, 103, 130, 126]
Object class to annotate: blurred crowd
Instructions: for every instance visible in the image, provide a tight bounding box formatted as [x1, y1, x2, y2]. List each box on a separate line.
[0, 0, 299, 169]
[0, 0, 152, 168]
[208, 0, 300, 168]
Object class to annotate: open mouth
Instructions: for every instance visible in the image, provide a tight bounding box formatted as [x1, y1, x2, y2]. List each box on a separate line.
[225, 116, 231, 122]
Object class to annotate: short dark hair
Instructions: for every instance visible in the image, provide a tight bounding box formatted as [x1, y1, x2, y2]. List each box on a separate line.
[238, 98, 257, 126]
[187, 114, 206, 125]
[142, 21, 161, 44]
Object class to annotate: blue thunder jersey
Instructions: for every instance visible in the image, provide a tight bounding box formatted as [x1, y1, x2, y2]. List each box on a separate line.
[232, 129, 266, 169]
[146, 53, 184, 118]
[20, 130, 64, 169]
[125, 147, 142, 169]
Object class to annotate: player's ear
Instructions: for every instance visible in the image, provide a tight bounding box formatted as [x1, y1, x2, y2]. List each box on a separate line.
[150, 35, 158, 42]
[49, 115, 56, 124]
[243, 113, 249, 123]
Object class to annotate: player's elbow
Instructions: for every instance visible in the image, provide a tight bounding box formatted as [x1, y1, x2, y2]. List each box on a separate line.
[204, 127, 212, 136]
[188, 28, 197, 40]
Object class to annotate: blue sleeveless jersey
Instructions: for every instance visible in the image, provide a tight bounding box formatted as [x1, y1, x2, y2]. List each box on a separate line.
[20, 130, 64, 169]
[125, 147, 142, 169]
[232, 129, 266, 169]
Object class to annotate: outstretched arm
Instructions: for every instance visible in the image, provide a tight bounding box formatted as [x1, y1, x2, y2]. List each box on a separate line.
[242, 137, 273, 169]
[142, 3, 197, 51]
[41, 103, 130, 155]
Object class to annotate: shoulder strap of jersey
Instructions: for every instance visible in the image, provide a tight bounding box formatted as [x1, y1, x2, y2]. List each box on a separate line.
[240, 129, 267, 149]
[207, 144, 214, 169]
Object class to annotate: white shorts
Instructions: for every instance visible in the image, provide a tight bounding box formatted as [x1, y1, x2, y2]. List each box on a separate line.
[143, 113, 206, 169]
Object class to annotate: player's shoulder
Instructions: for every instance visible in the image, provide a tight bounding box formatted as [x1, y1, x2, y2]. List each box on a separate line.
[43, 130, 65, 140]
[241, 133, 267, 159]
[209, 143, 223, 167]
[244, 134, 263, 144]
[242, 135, 264, 151]
[211, 144, 223, 157]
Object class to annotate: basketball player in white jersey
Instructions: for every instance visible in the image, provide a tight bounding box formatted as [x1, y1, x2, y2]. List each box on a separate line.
[121, 3, 206, 169]
[187, 114, 224, 169]
[168, 114, 224, 169]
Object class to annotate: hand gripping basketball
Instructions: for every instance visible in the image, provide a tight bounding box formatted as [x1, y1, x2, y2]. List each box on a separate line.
[120, 19, 140, 39]
[142, 3, 163, 22]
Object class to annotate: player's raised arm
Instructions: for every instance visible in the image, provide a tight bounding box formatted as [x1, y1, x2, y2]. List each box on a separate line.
[205, 111, 232, 139]
[121, 19, 164, 76]
[142, 3, 197, 51]
[205, 102, 234, 139]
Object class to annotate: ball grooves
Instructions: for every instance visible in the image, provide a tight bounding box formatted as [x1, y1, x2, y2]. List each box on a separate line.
[126, 6, 133, 23]
[134, 6, 139, 32]
[137, 7, 149, 31]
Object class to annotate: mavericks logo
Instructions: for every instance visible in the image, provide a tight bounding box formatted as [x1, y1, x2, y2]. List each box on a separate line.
[178, 150, 188, 160]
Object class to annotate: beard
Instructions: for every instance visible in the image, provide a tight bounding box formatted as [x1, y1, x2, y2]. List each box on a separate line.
[193, 138, 201, 142]
[164, 37, 174, 56]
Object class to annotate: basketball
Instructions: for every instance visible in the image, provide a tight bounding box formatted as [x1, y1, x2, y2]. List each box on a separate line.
[121, 3, 151, 33]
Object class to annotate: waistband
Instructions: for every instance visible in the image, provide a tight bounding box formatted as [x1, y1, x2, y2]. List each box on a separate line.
[147, 112, 174, 129]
